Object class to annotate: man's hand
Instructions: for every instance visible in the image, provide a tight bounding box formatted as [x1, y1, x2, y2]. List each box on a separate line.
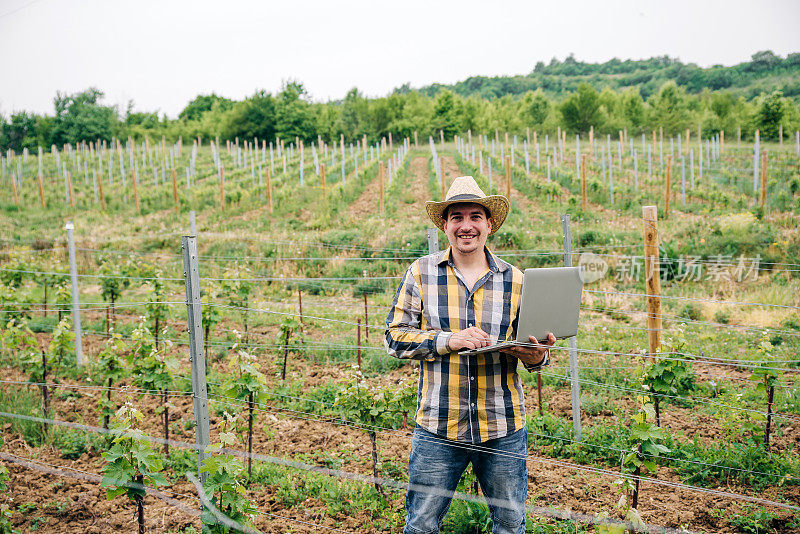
[500, 333, 556, 367]
[447, 326, 492, 351]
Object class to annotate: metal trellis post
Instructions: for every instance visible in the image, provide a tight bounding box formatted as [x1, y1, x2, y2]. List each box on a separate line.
[427, 227, 439, 255]
[181, 235, 211, 484]
[65, 222, 83, 366]
[561, 214, 582, 441]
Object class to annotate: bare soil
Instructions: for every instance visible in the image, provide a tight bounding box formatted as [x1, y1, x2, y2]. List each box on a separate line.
[3, 325, 800, 534]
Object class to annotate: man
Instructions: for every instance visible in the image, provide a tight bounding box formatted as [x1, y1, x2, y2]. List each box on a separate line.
[385, 176, 555, 534]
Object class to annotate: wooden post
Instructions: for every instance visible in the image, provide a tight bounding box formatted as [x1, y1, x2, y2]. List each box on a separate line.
[440, 156, 446, 200]
[363, 293, 369, 341]
[536, 371, 544, 415]
[131, 170, 140, 212]
[218, 167, 225, 210]
[504, 155, 511, 197]
[37, 174, 45, 207]
[281, 330, 291, 381]
[10, 176, 19, 206]
[171, 168, 179, 210]
[298, 289, 303, 326]
[664, 155, 671, 216]
[414, 131, 418, 148]
[97, 173, 106, 210]
[760, 150, 768, 208]
[642, 206, 662, 357]
[580, 154, 587, 210]
[266, 168, 273, 214]
[67, 172, 75, 208]
[378, 161, 385, 215]
[720, 130, 725, 152]
[320, 162, 326, 190]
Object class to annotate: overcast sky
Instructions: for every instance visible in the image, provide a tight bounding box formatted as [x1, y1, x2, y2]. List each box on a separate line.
[1, 0, 799, 118]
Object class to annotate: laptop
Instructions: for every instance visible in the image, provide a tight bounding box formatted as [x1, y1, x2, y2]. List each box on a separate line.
[458, 266, 584, 355]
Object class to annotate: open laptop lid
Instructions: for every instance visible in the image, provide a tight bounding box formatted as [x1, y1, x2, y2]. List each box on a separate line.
[516, 266, 584, 342]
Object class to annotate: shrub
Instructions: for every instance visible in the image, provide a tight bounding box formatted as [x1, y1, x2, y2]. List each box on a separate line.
[713, 309, 731, 324]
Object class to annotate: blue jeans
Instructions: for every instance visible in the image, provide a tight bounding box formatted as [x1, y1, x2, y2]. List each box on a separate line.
[404, 425, 528, 534]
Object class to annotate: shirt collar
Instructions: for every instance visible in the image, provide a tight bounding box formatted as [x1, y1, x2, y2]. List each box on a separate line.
[436, 246, 509, 273]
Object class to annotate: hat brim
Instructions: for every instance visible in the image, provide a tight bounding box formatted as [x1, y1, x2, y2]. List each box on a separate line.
[425, 195, 509, 236]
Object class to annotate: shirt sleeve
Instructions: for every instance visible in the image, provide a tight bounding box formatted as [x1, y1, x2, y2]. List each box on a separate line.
[384, 266, 452, 360]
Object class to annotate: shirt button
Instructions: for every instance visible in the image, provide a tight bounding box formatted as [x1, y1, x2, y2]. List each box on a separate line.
[471, 403, 476, 407]
[470, 376, 474, 381]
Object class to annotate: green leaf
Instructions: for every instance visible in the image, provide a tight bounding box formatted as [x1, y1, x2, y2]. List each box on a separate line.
[219, 432, 237, 446]
[106, 487, 127, 500]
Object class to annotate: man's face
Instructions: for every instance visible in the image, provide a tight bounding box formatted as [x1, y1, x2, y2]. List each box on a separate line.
[443, 203, 493, 255]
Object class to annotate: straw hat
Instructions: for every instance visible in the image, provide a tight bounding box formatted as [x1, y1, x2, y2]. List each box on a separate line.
[425, 176, 509, 236]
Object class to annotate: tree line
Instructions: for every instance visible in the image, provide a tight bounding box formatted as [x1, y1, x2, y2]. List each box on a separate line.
[420, 50, 800, 101]
[2, 53, 799, 153]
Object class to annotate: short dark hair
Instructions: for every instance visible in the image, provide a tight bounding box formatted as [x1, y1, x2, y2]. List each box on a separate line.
[443, 202, 491, 221]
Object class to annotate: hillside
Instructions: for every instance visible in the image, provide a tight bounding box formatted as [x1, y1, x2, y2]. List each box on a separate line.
[417, 51, 800, 101]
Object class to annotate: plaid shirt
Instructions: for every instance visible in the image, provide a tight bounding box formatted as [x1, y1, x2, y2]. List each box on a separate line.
[385, 247, 546, 444]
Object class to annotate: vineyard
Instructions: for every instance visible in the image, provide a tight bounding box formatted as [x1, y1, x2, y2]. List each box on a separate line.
[0, 129, 799, 534]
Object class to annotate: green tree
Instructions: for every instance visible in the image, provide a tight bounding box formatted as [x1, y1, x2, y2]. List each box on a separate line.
[620, 88, 646, 130]
[520, 90, 550, 127]
[710, 91, 735, 119]
[223, 90, 276, 142]
[51, 88, 117, 146]
[560, 82, 604, 133]
[337, 88, 369, 140]
[0, 111, 40, 151]
[754, 91, 785, 140]
[179, 93, 234, 122]
[274, 81, 315, 141]
[648, 82, 690, 134]
[431, 90, 459, 138]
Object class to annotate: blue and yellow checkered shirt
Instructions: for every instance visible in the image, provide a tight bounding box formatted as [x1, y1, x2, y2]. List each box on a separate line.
[385, 247, 545, 444]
